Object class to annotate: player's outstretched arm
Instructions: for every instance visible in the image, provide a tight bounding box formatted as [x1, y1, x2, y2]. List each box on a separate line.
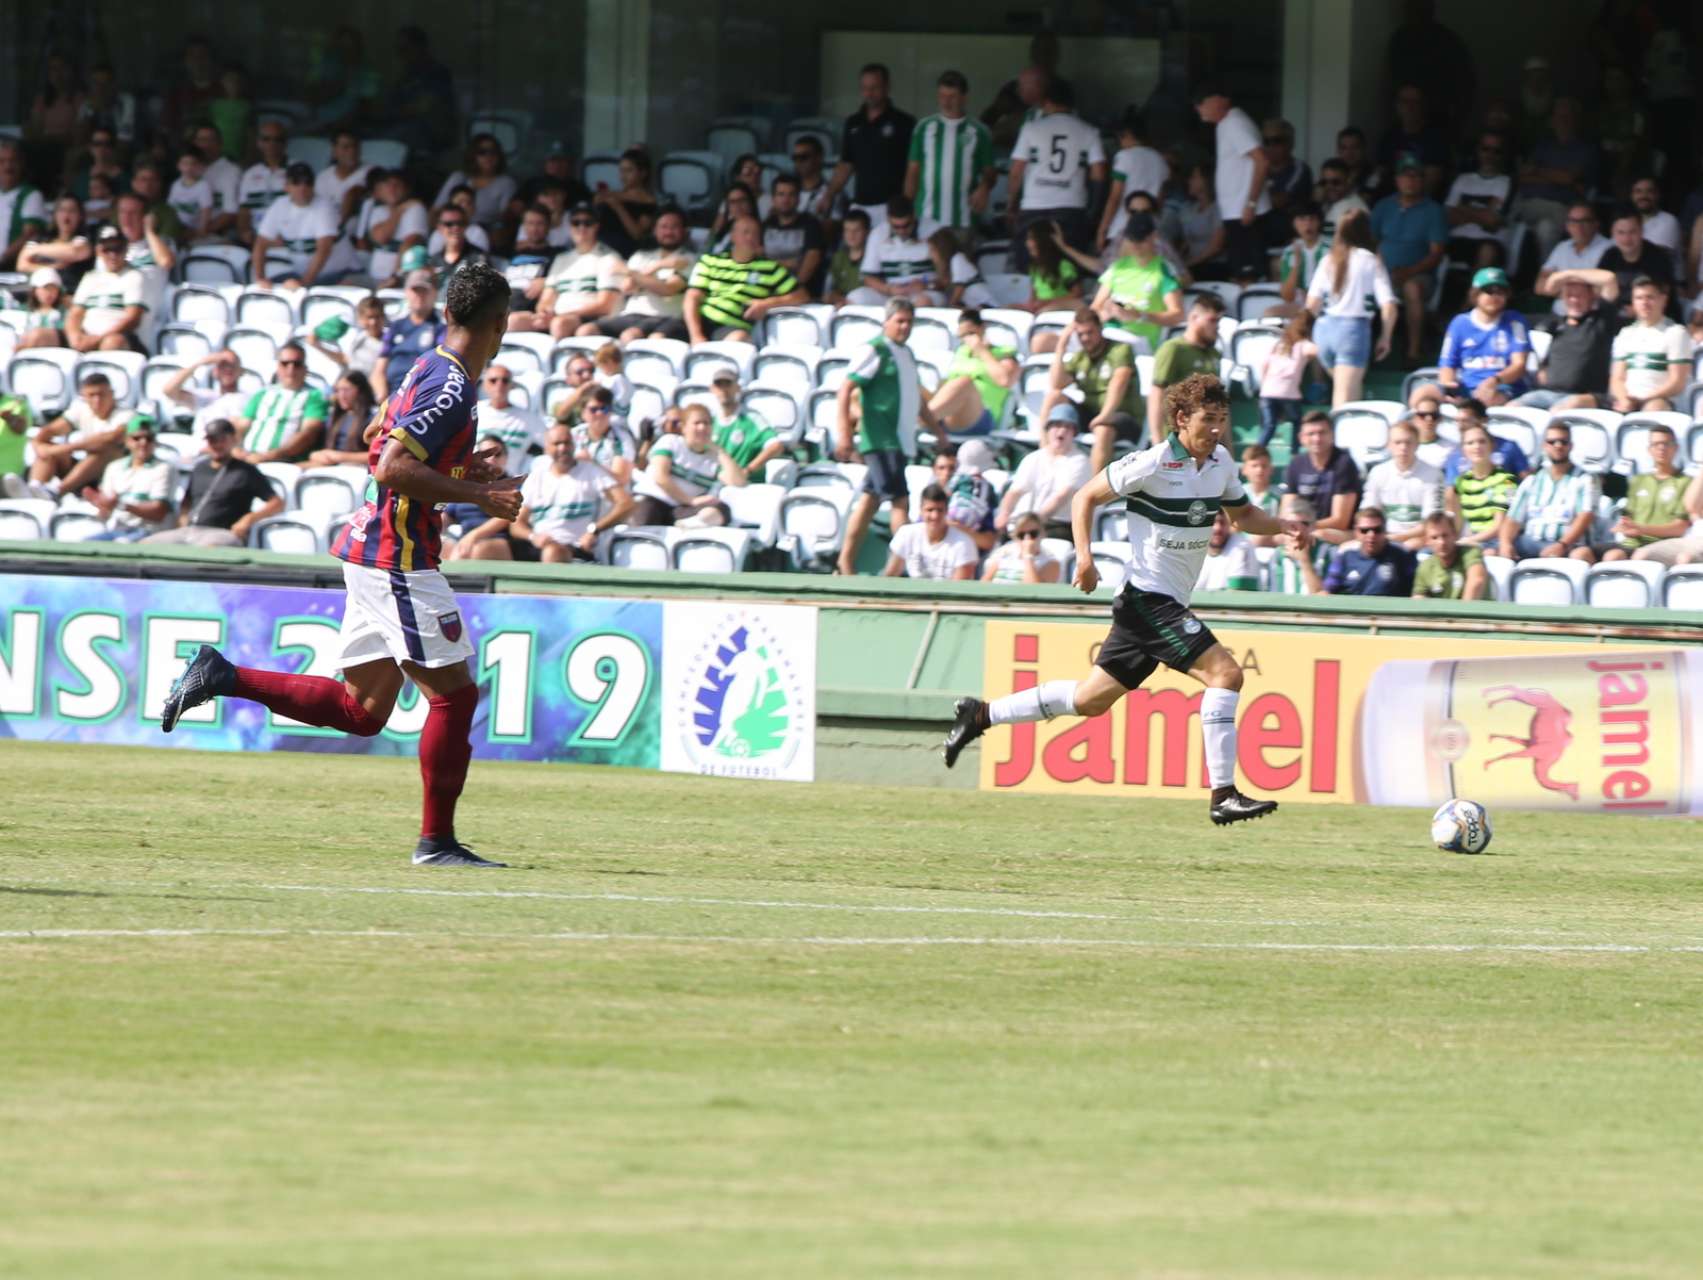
[373, 439, 523, 520]
[1228, 499, 1308, 548]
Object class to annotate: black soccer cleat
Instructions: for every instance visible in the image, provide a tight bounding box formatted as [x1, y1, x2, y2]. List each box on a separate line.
[1209, 788, 1279, 826]
[942, 696, 988, 769]
[160, 644, 237, 733]
[412, 837, 509, 868]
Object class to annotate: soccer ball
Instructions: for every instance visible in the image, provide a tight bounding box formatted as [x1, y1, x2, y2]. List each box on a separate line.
[1431, 799, 1493, 854]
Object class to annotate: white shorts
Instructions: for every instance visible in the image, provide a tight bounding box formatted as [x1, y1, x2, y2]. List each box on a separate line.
[337, 562, 474, 670]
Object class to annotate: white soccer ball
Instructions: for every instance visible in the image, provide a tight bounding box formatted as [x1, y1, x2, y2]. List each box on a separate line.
[1431, 799, 1493, 854]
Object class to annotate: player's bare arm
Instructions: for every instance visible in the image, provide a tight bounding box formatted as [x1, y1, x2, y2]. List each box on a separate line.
[373, 438, 523, 520]
[1069, 469, 1118, 594]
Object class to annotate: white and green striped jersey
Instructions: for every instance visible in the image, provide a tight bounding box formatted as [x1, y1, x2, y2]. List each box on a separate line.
[256, 196, 339, 274]
[240, 385, 328, 456]
[1278, 237, 1329, 290]
[1269, 541, 1333, 594]
[908, 113, 993, 230]
[636, 434, 721, 503]
[1506, 464, 1599, 544]
[521, 460, 613, 542]
[1104, 433, 1248, 604]
[1611, 318, 1695, 401]
[70, 265, 146, 336]
[847, 334, 920, 456]
[859, 226, 934, 286]
[238, 163, 288, 213]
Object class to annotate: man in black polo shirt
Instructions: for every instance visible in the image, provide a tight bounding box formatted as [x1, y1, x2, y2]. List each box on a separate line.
[1585, 206, 1678, 321]
[142, 419, 283, 547]
[1283, 411, 1362, 544]
[817, 63, 915, 231]
[1512, 277, 1619, 411]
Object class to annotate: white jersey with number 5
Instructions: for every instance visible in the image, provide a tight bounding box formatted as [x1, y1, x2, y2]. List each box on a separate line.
[1105, 434, 1247, 605]
[1014, 112, 1105, 211]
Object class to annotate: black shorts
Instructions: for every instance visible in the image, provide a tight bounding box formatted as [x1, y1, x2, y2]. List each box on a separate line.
[709, 324, 753, 341]
[1083, 410, 1142, 443]
[1094, 588, 1219, 689]
[599, 313, 688, 341]
[862, 448, 909, 502]
[505, 535, 541, 562]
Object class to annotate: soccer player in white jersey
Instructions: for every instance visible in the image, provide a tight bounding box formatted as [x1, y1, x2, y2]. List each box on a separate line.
[944, 374, 1309, 824]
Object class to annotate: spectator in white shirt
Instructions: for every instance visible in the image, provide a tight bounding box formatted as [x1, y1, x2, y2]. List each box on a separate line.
[252, 163, 338, 290]
[168, 149, 214, 243]
[236, 122, 290, 245]
[509, 203, 624, 338]
[1305, 210, 1398, 405]
[1097, 108, 1168, 252]
[191, 123, 242, 238]
[1195, 509, 1261, 590]
[995, 405, 1092, 540]
[1535, 202, 1612, 315]
[852, 197, 939, 304]
[160, 349, 252, 441]
[477, 363, 547, 458]
[315, 130, 372, 229]
[348, 167, 429, 287]
[1007, 79, 1106, 269]
[1632, 176, 1682, 255]
[67, 227, 147, 353]
[1361, 419, 1447, 547]
[1609, 276, 1693, 412]
[1194, 82, 1271, 282]
[1445, 131, 1513, 272]
[884, 483, 978, 580]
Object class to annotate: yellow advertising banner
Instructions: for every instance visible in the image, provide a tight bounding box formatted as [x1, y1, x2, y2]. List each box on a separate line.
[978, 622, 1703, 813]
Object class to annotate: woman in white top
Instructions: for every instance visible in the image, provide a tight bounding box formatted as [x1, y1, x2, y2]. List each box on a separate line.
[981, 512, 1061, 584]
[630, 403, 743, 527]
[432, 133, 518, 231]
[1304, 208, 1398, 406]
[18, 195, 93, 294]
[1098, 110, 1168, 252]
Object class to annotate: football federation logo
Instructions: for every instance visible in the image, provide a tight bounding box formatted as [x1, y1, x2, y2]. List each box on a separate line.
[678, 616, 807, 777]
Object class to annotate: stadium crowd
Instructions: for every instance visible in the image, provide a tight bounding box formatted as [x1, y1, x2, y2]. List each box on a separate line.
[2, 14, 1702, 608]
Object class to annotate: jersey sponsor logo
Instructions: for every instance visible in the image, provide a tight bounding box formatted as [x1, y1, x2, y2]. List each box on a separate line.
[407, 363, 468, 436]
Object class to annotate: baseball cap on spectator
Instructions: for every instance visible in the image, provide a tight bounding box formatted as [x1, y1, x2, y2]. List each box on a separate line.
[545, 140, 570, 158]
[203, 418, 236, 439]
[710, 369, 739, 385]
[1121, 211, 1157, 242]
[1393, 153, 1423, 175]
[29, 266, 62, 288]
[126, 413, 157, 436]
[568, 201, 596, 220]
[404, 268, 436, 291]
[957, 439, 997, 476]
[96, 225, 126, 247]
[285, 162, 315, 185]
[400, 244, 430, 272]
[1471, 266, 1511, 291]
[1047, 403, 1080, 427]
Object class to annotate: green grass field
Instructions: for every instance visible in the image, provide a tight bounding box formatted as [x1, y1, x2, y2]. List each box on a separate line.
[5, 740, 1703, 1279]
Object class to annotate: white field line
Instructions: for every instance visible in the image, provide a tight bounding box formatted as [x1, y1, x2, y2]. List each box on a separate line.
[3, 927, 1703, 954]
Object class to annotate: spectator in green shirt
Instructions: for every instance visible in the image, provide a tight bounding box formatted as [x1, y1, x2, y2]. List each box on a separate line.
[709, 370, 786, 480]
[1603, 424, 1692, 561]
[1147, 294, 1225, 443]
[1016, 219, 1082, 344]
[824, 209, 871, 305]
[928, 309, 1019, 435]
[1089, 212, 1184, 353]
[1412, 512, 1490, 599]
[1036, 307, 1144, 474]
[0, 394, 33, 497]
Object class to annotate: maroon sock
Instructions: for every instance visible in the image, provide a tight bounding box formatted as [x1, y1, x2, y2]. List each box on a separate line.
[231, 667, 384, 737]
[419, 683, 478, 841]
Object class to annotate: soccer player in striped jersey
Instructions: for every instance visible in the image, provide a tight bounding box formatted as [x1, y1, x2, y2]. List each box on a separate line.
[905, 70, 995, 239]
[160, 263, 526, 867]
[944, 374, 1309, 825]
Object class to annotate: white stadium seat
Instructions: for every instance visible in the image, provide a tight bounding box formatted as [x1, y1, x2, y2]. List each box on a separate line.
[1584, 560, 1665, 610]
[1508, 557, 1590, 606]
[606, 527, 673, 570]
[1612, 412, 1691, 474]
[295, 469, 366, 519]
[8, 349, 77, 415]
[50, 510, 107, 542]
[1481, 553, 1515, 601]
[777, 488, 853, 563]
[0, 498, 53, 540]
[624, 337, 690, 381]
[722, 482, 786, 545]
[1661, 565, 1703, 611]
[672, 527, 754, 573]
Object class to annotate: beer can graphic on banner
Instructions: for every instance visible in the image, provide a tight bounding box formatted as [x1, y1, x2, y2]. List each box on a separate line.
[1357, 650, 1702, 813]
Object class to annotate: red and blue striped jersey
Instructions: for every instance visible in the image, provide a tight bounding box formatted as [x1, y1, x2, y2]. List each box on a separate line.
[333, 345, 478, 572]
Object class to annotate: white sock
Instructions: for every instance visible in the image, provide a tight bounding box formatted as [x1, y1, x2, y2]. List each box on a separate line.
[988, 679, 1079, 725]
[1201, 688, 1239, 789]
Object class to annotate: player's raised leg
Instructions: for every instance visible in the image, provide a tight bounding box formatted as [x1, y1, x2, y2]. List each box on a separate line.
[944, 665, 1128, 768]
[1186, 643, 1276, 825]
[161, 647, 395, 737]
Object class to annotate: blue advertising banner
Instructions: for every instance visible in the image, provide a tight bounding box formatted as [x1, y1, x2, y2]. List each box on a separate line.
[0, 575, 665, 767]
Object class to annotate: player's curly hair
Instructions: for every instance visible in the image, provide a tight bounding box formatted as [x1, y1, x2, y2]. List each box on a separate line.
[444, 261, 512, 329]
[1164, 372, 1229, 427]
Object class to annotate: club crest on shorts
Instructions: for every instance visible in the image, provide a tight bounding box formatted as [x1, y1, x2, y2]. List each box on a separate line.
[438, 610, 463, 642]
[1183, 616, 1203, 635]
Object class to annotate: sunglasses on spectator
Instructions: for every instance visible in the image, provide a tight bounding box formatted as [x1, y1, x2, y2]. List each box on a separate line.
[1356, 524, 1385, 534]
[585, 404, 610, 414]
[1412, 409, 1439, 419]
[440, 218, 466, 228]
[1545, 436, 1571, 446]
[277, 358, 304, 367]
[485, 374, 510, 384]
[1016, 529, 1041, 540]
[570, 218, 597, 228]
